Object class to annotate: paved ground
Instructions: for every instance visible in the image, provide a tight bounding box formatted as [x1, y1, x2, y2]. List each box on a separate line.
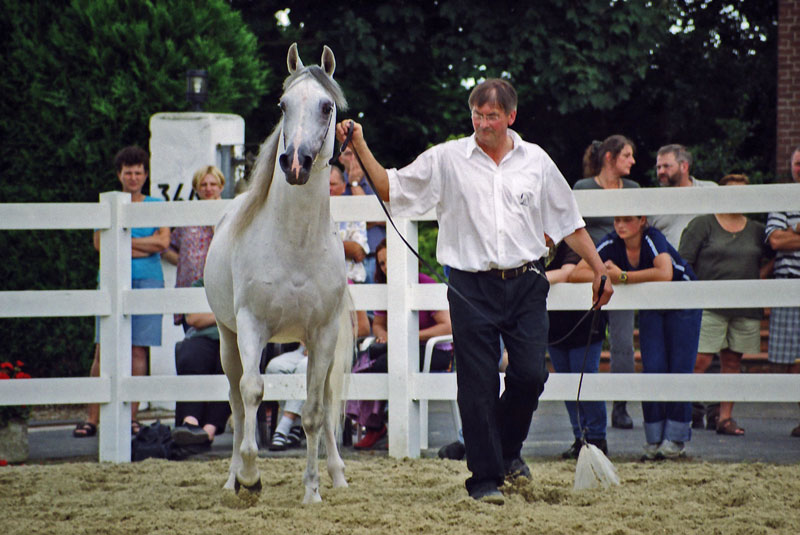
[27, 401, 800, 464]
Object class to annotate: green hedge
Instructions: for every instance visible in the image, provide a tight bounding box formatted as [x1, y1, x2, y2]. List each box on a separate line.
[0, 0, 270, 378]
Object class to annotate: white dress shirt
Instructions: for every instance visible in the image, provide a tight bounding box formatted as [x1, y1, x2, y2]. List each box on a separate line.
[387, 130, 585, 272]
[336, 220, 369, 282]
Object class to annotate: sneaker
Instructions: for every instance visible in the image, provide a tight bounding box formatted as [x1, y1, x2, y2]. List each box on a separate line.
[353, 425, 387, 450]
[657, 440, 686, 459]
[642, 442, 662, 461]
[503, 456, 531, 481]
[268, 426, 304, 452]
[561, 439, 582, 460]
[171, 424, 211, 446]
[438, 440, 466, 460]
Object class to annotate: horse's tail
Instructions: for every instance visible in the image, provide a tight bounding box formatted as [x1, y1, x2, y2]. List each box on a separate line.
[328, 286, 356, 437]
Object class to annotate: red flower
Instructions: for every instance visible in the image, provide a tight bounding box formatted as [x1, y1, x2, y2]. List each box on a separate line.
[15, 360, 24, 367]
[0, 373, 9, 380]
[14, 372, 31, 379]
[0, 460, 7, 467]
[0, 362, 12, 370]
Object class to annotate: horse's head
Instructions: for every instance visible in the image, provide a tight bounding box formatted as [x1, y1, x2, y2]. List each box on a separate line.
[278, 43, 345, 186]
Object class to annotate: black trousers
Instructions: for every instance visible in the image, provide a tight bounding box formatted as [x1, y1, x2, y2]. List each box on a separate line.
[174, 336, 231, 433]
[448, 265, 550, 494]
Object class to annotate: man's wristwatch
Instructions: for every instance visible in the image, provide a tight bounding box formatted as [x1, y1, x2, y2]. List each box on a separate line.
[619, 271, 628, 284]
[350, 181, 360, 188]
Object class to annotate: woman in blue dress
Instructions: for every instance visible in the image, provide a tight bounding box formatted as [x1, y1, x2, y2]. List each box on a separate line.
[570, 216, 701, 459]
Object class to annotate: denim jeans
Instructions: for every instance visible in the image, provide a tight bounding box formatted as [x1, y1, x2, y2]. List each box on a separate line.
[608, 309, 635, 373]
[638, 308, 702, 444]
[548, 341, 606, 440]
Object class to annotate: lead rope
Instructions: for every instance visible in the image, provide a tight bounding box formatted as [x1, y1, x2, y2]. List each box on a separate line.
[576, 277, 607, 447]
[332, 120, 604, 347]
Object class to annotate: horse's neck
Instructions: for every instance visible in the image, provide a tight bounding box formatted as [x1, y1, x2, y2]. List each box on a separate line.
[269, 168, 331, 224]
[263, 124, 335, 245]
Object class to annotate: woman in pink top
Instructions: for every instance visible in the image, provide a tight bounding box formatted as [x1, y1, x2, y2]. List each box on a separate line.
[349, 239, 453, 449]
[163, 166, 225, 328]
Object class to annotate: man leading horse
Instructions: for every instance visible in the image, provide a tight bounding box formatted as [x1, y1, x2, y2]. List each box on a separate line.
[336, 78, 612, 504]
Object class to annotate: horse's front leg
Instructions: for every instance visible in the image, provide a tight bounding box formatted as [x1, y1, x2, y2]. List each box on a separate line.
[323, 359, 348, 490]
[218, 323, 243, 491]
[232, 312, 267, 492]
[302, 326, 339, 504]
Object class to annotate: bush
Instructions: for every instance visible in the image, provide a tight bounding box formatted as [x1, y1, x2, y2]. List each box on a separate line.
[0, 0, 270, 377]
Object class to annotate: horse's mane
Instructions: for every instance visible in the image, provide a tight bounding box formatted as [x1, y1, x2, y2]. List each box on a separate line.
[233, 66, 347, 236]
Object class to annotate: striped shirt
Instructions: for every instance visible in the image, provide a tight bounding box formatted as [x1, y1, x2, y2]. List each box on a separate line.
[765, 210, 800, 278]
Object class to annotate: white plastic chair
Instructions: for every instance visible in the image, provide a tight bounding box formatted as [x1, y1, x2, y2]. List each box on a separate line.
[419, 334, 461, 449]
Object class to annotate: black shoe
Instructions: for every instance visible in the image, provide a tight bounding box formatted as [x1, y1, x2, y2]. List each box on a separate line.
[269, 425, 305, 451]
[705, 404, 720, 431]
[438, 440, 466, 460]
[587, 437, 608, 455]
[561, 439, 582, 460]
[171, 424, 211, 446]
[469, 483, 504, 505]
[503, 456, 531, 481]
[612, 401, 633, 429]
[691, 402, 706, 429]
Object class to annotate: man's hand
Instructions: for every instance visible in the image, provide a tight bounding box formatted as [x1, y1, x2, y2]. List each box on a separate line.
[593, 272, 613, 308]
[336, 120, 363, 147]
[334, 120, 390, 202]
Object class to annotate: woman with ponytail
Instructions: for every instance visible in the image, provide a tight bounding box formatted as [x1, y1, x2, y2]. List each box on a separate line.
[573, 135, 639, 430]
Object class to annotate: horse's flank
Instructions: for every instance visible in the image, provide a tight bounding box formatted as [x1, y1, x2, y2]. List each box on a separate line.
[232, 65, 347, 237]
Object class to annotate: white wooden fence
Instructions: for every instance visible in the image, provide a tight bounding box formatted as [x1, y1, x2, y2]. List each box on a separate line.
[1, 184, 799, 462]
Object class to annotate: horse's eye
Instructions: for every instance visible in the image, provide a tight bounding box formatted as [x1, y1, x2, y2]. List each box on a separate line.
[321, 101, 333, 115]
[278, 101, 286, 112]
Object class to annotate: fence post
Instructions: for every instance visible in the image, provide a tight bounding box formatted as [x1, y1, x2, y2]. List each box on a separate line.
[97, 192, 133, 462]
[386, 217, 420, 458]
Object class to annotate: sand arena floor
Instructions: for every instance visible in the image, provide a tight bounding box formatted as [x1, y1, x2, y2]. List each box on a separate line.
[2, 455, 799, 535]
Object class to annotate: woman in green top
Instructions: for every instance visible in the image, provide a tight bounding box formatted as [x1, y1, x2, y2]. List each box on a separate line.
[679, 174, 774, 436]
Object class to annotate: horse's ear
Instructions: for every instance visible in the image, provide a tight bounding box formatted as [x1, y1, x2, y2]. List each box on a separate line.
[287, 42, 304, 74]
[321, 45, 335, 77]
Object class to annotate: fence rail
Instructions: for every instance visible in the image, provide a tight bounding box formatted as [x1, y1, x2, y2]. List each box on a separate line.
[1, 184, 799, 461]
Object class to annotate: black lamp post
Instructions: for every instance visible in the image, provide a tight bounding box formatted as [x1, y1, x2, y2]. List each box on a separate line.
[186, 69, 208, 111]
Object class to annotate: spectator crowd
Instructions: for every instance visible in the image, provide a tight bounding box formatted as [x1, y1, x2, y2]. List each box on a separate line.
[72, 91, 799, 503]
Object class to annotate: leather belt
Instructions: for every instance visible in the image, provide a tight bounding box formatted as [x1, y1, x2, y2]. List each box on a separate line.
[485, 261, 538, 280]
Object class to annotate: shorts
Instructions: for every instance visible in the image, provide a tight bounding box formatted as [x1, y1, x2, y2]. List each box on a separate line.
[697, 309, 761, 355]
[95, 278, 164, 347]
[768, 306, 800, 364]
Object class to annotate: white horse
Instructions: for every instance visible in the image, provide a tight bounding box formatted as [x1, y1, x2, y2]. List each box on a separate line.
[204, 43, 353, 504]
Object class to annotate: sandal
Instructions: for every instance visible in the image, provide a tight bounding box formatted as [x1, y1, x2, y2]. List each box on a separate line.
[73, 421, 97, 438]
[716, 418, 745, 436]
[131, 420, 142, 435]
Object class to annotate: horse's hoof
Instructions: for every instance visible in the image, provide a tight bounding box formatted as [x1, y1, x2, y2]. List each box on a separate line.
[302, 489, 323, 504]
[234, 477, 262, 494]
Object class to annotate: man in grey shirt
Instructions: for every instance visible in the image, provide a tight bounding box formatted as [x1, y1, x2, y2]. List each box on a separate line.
[650, 144, 717, 249]
[650, 143, 718, 429]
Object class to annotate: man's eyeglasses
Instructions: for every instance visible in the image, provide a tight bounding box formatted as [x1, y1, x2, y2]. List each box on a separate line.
[471, 110, 502, 123]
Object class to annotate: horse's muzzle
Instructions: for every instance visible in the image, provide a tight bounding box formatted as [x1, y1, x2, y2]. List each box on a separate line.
[279, 145, 314, 185]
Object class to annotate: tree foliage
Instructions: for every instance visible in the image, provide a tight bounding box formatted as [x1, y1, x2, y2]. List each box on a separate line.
[0, 0, 269, 377]
[233, 0, 669, 170]
[0, 0, 779, 376]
